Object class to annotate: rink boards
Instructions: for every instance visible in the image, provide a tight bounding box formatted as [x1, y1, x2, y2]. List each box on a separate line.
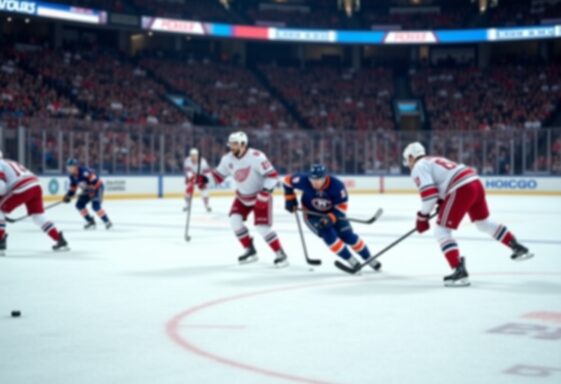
[37, 175, 561, 201]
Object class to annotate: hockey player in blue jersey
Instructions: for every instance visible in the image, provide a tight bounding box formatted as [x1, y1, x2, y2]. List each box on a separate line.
[63, 158, 112, 230]
[284, 164, 381, 271]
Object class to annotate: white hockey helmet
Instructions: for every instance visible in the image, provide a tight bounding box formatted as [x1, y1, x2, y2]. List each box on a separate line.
[189, 148, 199, 156]
[228, 131, 248, 147]
[402, 142, 426, 166]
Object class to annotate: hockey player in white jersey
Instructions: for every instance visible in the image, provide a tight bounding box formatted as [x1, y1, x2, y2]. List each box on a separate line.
[0, 158, 68, 255]
[184, 148, 212, 212]
[211, 132, 288, 267]
[403, 142, 533, 287]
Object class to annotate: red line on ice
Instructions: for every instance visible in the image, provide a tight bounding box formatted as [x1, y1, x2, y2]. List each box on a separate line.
[166, 272, 561, 383]
[181, 324, 247, 329]
[166, 279, 365, 384]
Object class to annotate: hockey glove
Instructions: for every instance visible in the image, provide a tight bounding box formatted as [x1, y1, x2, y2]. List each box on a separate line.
[197, 175, 209, 189]
[416, 211, 430, 233]
[284, 193, 297, 213]
[63, 193, 73, 203]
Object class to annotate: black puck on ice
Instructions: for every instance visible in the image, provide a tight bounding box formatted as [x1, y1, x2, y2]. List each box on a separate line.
[11, 310, 21, 318]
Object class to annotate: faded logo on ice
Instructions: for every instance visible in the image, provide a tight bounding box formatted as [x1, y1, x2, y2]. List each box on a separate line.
[234, 166, 251, 182]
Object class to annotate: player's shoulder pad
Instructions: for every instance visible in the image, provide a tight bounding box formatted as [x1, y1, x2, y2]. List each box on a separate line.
[411, 157, 425, 172]
[329, 175, 345, 189]
[291, 172, 308, 185]
[251, 148, 262, 157]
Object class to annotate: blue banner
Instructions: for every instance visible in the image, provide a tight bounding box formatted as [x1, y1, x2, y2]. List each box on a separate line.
[436, 29, 488, 43]
[336, 31, 385, 44]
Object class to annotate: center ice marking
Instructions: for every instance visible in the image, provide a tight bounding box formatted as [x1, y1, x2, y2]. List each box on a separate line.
[165, 272, 561, 384]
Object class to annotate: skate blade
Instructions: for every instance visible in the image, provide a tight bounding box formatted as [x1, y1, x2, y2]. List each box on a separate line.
[239, 256, 259, 265]
[444, 278, 471, 287]
[274, 260, 289, 269]
[54, 246, 70, 252]
[512, 252, 534, 261]
[84, 227, 97, 231]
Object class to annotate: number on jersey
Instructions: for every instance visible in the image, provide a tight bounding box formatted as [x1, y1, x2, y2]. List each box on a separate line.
[5, 160, 29, 176]
[434, 158, 457, 170]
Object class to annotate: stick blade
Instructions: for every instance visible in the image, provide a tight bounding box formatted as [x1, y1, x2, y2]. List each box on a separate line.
[334, 260, 361, 274]
[366, 208, 384, 224]
[307, 258, 322, 266]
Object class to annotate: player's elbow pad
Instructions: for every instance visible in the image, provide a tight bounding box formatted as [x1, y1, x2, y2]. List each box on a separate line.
[263, 178, 278, 192]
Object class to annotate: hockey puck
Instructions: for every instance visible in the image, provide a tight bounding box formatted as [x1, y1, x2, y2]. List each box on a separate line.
[11, 311, 21, 318]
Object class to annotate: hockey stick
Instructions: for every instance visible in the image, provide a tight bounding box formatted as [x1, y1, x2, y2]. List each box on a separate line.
[294, 211, 321, 266]
[184, 151, 202, 242]
[297, 207, 383, 225]
[5, 200, 64, 223]
[334, 212, 438, 274]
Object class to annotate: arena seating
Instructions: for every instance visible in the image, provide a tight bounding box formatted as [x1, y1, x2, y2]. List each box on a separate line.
[260, 64, 395, 131]
[141, 56, 298, 130]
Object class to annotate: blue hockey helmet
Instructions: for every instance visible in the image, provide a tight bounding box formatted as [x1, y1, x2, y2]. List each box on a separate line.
[66, 158, 79, 167]
[309, 164, 327, 180]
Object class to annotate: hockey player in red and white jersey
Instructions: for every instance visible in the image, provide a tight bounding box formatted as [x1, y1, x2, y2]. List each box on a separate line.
[183, 148, 212, 213]
[0, 158, 68, 255]
[403, 142, 533, 287]
[211, 131, 288, 267]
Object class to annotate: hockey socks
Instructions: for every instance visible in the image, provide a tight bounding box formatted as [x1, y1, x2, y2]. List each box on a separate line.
[350, 238, 370, 260]
[440, 239, 461, 269]
[493, 225, 514, 247]
[235, 227, 252, 249]
[474, 220, 515, 248]
[329, 239, 353, 260]
[264, 231, 282, 253]
[96, 209, 110, 224]
[80, 208, 94, 222]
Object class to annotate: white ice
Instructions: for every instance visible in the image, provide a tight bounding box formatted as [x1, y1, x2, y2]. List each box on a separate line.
[1, 194, 561, 384]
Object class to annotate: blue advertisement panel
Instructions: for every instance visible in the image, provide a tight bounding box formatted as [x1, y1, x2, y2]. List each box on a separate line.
[336, 31, 385, 44]
[436, 29, 488, 43]
[210, 23, 233, 37]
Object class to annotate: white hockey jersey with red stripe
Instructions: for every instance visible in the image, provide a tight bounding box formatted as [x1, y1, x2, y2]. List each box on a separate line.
[183, 157, 211, 180]
[0, 159, 40, 195]
[213, 148, 279, 206]
[411, 156, 478, 213]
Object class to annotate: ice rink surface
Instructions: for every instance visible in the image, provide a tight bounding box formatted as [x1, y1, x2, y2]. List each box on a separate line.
[1, 194, 560, 384]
